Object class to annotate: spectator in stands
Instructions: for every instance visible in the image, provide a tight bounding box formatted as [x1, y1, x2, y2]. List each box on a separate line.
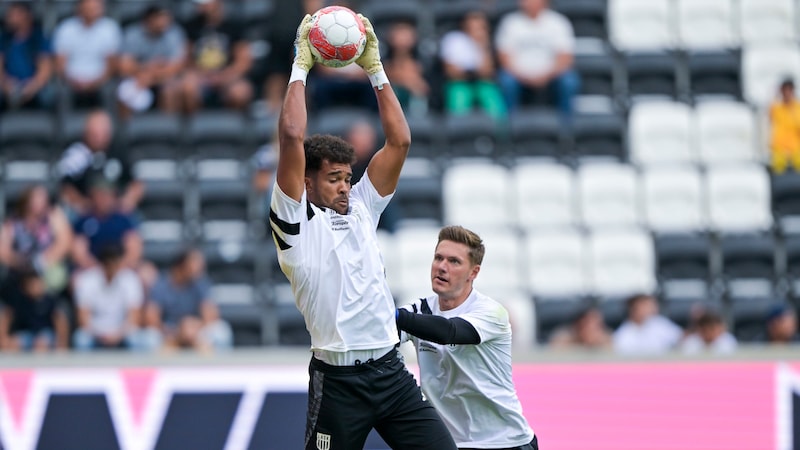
[679, 310, 737, 355]
[495, 0, 579, 121]
[440, 8, 506, 121]
[613, 294, 683, 355]
[262, 0, 321, 114]
[117, 5, 185, 116]
[73, 243, 153, 351]
[549, 306, 612, 350]
[0, 1, 53, 110]
[53, 0, 120, 108]
[769, 79, 800, 174]
[70, 180, 142, 271]
[58, 110, 143, 216]
[346, 119, 400, 233]
[0, 185, 73, 296]
[145, 248, 232, 351]
[175, 0, 253, 114]
[763, 304, 800, 344]
[384, 20, 429, 116]
[0, 269, 69, 352]
[311, 64, 376, 112]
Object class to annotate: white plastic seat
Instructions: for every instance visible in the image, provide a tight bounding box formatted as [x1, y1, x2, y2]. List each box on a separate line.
[706, 164, 773, 233]
[642, 166, 706, 233]
[524, 228, 588, 297]
[394, 225, 440, 301]
[473, 232, 524, 296]
[677, 0, 737, 50]
[498, 290, 537, 351]
[587, 228, 657, 297]
[376, 229, 400, 296]
[511, 163, 576, 231]
[577, 163, 641, 229]
[443, 162, 512, 234]
[739, 0, 796, 45]
[742, 43, 800, 106]
[609, 0, 675, 51]
[694, 101, 759, 166]
[629, 100, 695, 167]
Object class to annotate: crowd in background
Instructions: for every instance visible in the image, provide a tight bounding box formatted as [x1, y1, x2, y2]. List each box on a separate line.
[1, 0, 800, 354]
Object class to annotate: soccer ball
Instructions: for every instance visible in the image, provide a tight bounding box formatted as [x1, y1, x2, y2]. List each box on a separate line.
[308, 6, 367, 68]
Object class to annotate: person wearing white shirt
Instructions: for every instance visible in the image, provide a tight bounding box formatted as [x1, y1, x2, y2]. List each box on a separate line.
[270, 13, 456, 450]
[53, 0, 121, 107]
[680, 310, 737, 355]
[613, 294, 683, 355]
[440, 8, 507, 120]
[397, 226, 538, 450]
[495, 0, 580, 119]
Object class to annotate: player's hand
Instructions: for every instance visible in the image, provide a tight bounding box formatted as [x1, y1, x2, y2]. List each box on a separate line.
[293, 14, 314, 72]
[355, 14, 383, 75]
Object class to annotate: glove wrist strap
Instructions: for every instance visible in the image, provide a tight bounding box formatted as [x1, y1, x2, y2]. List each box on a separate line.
[289, 64, 308, 86]
[368, 70, 389, 90]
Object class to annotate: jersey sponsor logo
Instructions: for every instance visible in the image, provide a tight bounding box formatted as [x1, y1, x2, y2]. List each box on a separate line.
[330, 218, 350, 232]
[419, 341, 438, 354]
[316, 432, 331, 450]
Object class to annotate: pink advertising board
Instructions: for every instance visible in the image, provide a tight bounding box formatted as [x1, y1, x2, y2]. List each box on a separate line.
[0, 361, 794, 449]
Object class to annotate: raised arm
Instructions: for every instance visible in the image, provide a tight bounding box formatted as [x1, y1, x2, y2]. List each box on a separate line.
[276, 15, 314, 202]
[357, 15, 411, 197]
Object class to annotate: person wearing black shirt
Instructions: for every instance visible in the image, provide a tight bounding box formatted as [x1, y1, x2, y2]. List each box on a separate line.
[177, 0, 253, 114]
[0, 270, 68, 352]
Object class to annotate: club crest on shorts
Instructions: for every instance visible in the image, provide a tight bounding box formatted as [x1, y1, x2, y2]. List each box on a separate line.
[316, 432, 331, 450]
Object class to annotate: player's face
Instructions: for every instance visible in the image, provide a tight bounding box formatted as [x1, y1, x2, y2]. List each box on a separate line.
[306, 160, 352, 215]
[431, 240, 480, 301]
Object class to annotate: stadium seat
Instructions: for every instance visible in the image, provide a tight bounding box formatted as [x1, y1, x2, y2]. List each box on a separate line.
[623, 52, 680, 98]
[655, 234, 713, 282]
[195, 159, 251, 241]
[694, 100, 759, 166]
[498, 290, 537, 349]
[587, 228, 657, 297]
[687, 50, 741, 98]
[551, 0, 607, 39]
[204, 240, 257, 285]
[771, 173, 800, 233]
[0, 111, 56, 161]
[524, 228, 588, 297]
[511, 162, 577, 231]
[573, 39, 616, 98]
[393, 225, 440, 301]
[659, 278, 720, 328]
[111, 0, 156, 27]
[676, 0, 737, 50]
[628, 100, 695, 167]
[572, 112, 626, 160]
[442, 162, 512, 233]
[270, 282, 311, 346]
[739, 0, 796, 45]
[133, 159, 187, 222]
[642, 166, 706, 234]
[720, 234, 777, 280]
[1, 160, 52, 216]
[742, 43, 800, 106]
[706, 165, 773, 233]
[308, 107, 373, 139]
[444, 112, 500, 158]
[727, 278, 781, 341]
[140, 220, 185, 271]
[783, 236, 800, 295]
[393, 158, 442, 223]
[474, 232, 525, 297]
[363, 0, 419, 31]
[122, 112, 184, 161]
[407, 114, 442, 160]
[509, 108, 562, 158]
[577, 162, 641, 229]
[608, 0, 675, 51]
[239, 0, 273, 28]
[186, 111, 249, 159]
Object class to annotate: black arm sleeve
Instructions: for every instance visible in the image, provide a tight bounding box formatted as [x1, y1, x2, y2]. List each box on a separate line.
[396, 309, 481, 345]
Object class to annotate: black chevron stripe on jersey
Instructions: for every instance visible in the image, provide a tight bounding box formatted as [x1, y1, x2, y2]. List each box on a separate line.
[270, 208, 300, 235]
[271, 228, 291, 250]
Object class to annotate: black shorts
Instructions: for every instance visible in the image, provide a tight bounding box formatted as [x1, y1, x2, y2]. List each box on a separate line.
[305, 349, 457, 450]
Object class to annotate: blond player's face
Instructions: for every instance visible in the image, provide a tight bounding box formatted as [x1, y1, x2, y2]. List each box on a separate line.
[306, 160, 352, 215]
[431, 240, 480, 301]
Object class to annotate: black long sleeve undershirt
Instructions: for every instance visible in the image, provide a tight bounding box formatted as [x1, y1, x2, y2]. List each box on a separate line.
[396, 308, 481, 345]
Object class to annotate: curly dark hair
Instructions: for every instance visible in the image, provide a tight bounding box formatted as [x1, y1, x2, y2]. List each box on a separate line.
[304, 134, 356, 175]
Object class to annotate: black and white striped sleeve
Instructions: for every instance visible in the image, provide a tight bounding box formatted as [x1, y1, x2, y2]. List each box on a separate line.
[269, 184, 310, 251]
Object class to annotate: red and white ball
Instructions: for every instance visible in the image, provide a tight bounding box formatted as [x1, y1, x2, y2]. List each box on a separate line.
[308, 6, 367, 68]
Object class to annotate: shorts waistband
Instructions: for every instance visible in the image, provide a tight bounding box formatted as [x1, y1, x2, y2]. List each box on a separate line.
[311, 346, 396, 372]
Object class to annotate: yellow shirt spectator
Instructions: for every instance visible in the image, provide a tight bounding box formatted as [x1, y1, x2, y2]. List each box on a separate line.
[770, 80, 800, 173]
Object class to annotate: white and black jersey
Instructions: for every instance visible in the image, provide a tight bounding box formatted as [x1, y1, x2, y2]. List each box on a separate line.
[269, 174, 399, 353]
[403, 289, 535, 449]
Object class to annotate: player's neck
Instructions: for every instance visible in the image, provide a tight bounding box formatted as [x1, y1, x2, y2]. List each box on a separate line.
[438, 287, 473, 311]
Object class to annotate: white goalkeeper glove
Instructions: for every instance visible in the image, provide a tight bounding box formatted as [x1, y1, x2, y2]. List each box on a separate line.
[290, 14, 314, 85]
[355, 14, 389, 89]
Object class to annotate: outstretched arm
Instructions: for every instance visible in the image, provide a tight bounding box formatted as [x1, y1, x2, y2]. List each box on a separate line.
[276, 15, 315, 202]
[396, 308, 481, 345]
[356, 15, 411, 197]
